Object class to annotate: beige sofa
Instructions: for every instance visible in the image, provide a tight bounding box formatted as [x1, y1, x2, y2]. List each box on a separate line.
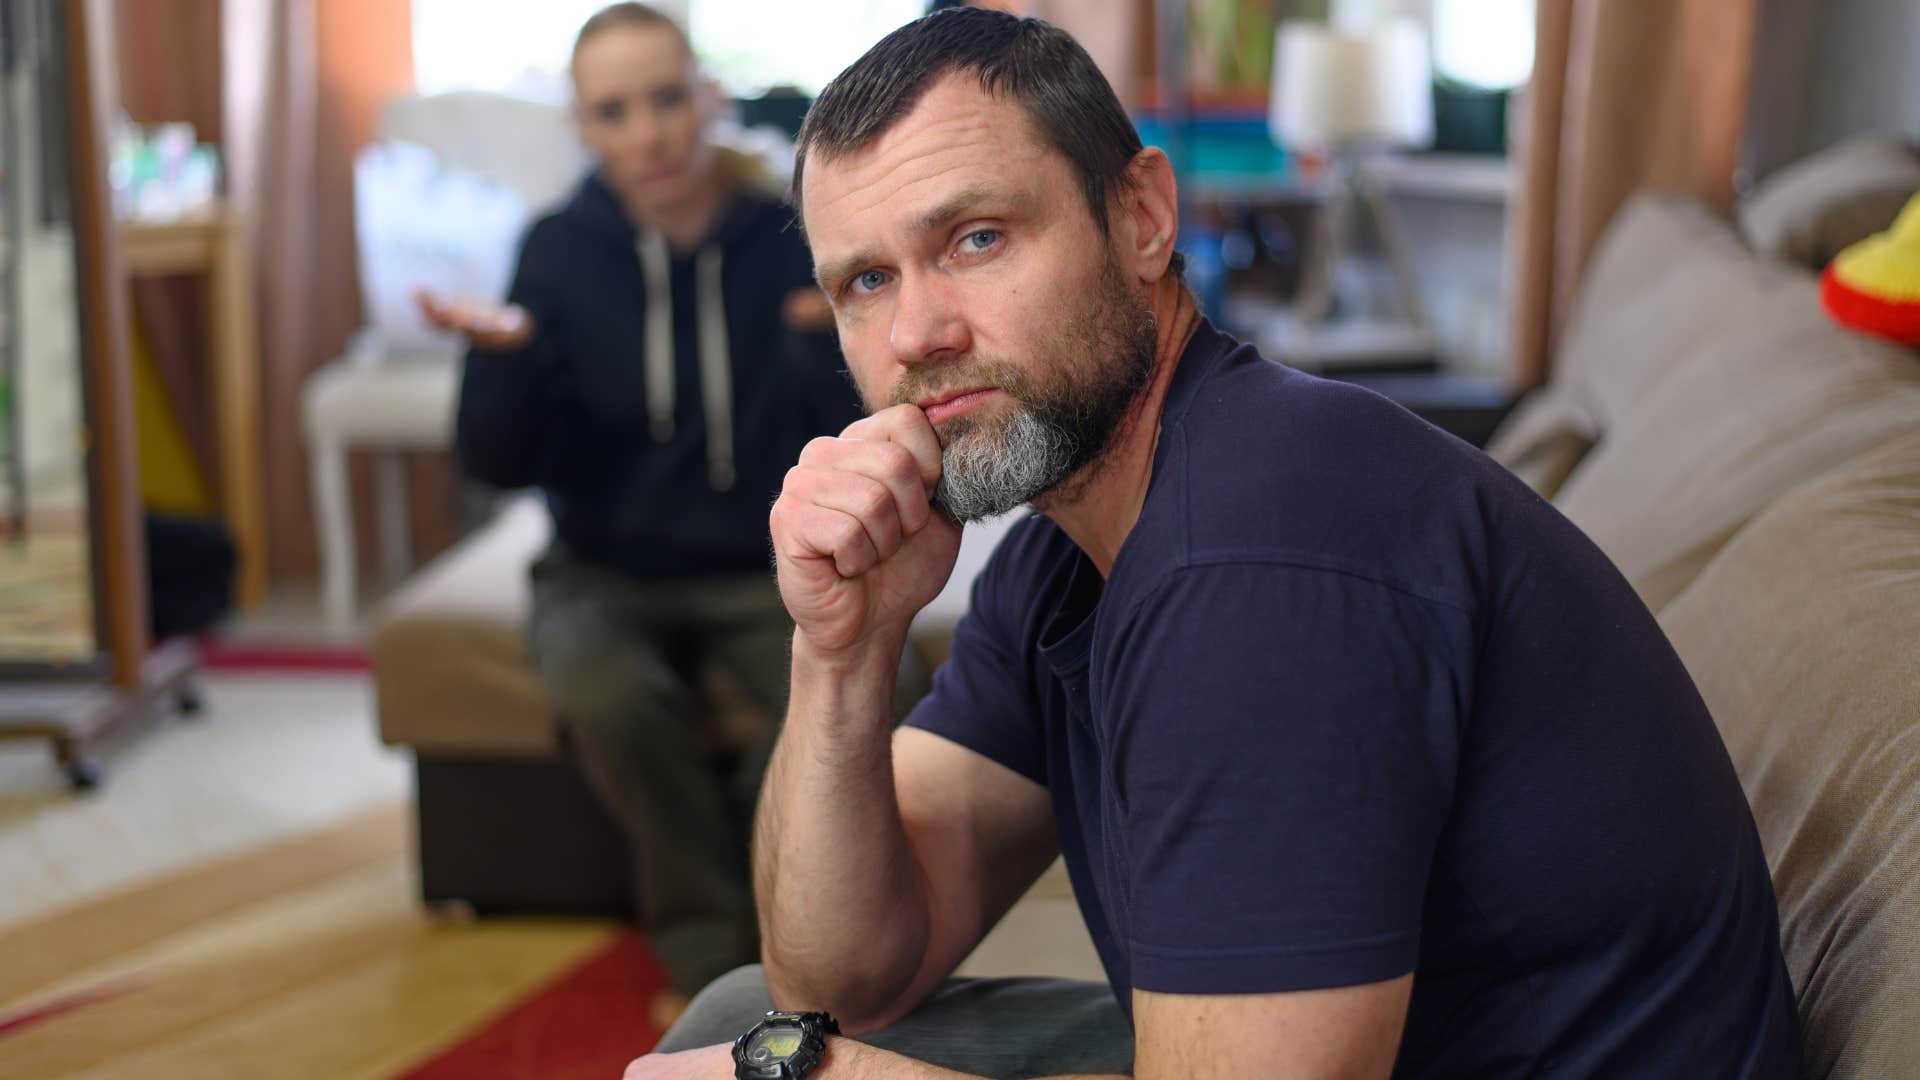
[373, 137, 1920, 1070]
[370, 494, 955, 916]
[1483, 137, 1920, 1078]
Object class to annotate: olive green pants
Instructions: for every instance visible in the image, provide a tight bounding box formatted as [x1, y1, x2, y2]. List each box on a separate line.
[529, 549, 793, 996]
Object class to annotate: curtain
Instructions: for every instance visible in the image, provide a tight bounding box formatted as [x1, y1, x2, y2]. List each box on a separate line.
[1026, 0, 1151, 109]
[1504, 0, 1760, 388]
[115, 0, 433, 587]
[114, 0, 222, 481]
[224, 0, 440, 583]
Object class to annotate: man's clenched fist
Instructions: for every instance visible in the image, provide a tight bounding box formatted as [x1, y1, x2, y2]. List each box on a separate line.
[770, 405, 963, 658]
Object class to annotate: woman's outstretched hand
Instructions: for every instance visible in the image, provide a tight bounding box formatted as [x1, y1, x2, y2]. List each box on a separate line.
[415, 288, 536, 352]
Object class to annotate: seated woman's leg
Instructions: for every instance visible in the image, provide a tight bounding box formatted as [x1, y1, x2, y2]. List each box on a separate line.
[528, 550, 758, 997]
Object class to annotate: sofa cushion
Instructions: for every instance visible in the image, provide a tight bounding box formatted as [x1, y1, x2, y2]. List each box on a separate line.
[1550, 266, 1920, 612]
[372, 495, 558, 755]
[1482, 388, 1597, 498]
[1739, 135, 1920, 271]
[1551, 193, 1764, 432]
[1658, 431, 1920, 1080]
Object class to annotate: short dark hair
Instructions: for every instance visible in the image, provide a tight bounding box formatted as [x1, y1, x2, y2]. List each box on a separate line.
[795, 8, 1157, 252]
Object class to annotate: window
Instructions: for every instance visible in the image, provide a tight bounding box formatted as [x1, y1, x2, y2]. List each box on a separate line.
[691, 0, 922, 96]
[1430, 0, 1533, 91]
[413, 0, 924, 101]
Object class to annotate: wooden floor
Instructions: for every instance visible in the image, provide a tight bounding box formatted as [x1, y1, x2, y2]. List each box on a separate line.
[0, 803, 620, 1079]
[0, 665, 1105, 1078]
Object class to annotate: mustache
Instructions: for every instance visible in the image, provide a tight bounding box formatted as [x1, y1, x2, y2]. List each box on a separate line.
[887, 359, 1032, 412]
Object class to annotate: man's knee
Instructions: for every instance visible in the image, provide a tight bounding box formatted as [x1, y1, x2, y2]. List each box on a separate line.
[654, 964, 773, 1053]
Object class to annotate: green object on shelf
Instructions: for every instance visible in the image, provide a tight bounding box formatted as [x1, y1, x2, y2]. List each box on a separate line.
[1189, 0, 1279, 98]
[1432, 82, 1509, 156]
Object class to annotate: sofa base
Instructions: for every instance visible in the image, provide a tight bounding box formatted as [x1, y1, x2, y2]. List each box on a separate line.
[414, 753, 633, 918]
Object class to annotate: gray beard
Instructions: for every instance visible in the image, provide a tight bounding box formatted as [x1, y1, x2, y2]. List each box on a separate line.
[931, 407, 1080, 523]
[892, 257, 1158, 524]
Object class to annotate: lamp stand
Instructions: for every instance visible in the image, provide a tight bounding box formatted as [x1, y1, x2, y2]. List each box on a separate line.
[1283, 151, 1434, 370]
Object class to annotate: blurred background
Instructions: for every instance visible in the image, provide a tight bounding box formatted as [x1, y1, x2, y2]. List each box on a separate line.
[1, 1, 1917, 1077]
[79, 0, 1920, 622]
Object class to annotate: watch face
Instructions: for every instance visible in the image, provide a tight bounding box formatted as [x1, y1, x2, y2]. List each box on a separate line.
[745, 1026, 805, 1065]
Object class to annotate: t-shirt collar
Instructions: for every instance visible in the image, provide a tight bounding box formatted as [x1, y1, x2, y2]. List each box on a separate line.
[1159, 315, 1234, 439]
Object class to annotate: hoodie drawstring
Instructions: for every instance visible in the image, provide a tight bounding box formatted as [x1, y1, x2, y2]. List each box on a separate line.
[636, 228, 737, 492]
[695, 248, 736, 492]
[638, 228, 675, 445]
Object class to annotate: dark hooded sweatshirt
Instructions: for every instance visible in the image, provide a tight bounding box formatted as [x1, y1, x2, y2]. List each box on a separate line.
[455, 171, 861, 580]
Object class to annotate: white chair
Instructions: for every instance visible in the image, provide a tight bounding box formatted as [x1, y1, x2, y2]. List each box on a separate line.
[302, 92, 587, 625]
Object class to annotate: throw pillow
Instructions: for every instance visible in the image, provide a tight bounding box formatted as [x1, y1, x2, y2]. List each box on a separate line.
[1738, 135, 1920, 270]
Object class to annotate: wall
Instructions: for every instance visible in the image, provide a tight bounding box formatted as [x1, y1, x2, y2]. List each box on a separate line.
[115, 0, 222, 141]
[1391, 188, 1507, 376]
[1802, 0, 1920, 155]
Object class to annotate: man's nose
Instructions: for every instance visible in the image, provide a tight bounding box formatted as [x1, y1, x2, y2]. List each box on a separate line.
[889, 272, 969, 367]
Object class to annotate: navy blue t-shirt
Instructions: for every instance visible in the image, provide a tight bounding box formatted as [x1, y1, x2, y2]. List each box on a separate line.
[905, 322, 1802, 1077]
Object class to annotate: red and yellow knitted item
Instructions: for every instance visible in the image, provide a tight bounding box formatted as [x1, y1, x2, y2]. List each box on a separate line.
[1821, 192, 1920, 346]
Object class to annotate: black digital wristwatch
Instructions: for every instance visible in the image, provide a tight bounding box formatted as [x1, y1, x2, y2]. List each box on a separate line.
[733, 1010, 840, 1080]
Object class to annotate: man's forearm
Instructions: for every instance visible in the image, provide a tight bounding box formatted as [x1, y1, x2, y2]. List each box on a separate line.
[824, 1040, 1125, 1080]
[754, 631, 933, 1025]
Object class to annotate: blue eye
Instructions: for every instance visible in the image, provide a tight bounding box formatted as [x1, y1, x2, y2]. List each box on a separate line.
[850, 269, 889, 295]
[962, 229, 1000, 251]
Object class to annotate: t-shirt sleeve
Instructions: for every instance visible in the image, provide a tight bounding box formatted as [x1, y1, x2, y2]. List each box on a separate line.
[902, 543, 1048, 786]
[1107, 561, 1469, 996]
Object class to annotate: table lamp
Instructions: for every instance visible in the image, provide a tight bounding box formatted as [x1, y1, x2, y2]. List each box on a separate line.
[1267, 17, 1435, 368]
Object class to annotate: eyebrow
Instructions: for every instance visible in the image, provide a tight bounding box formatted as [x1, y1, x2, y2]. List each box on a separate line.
[813, 184, 1026, 292]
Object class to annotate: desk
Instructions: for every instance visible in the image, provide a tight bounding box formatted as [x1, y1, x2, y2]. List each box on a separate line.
[119, 212, 266, 608]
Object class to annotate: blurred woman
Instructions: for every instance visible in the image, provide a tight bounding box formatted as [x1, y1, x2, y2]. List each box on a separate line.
[419, 2, 858, 1020]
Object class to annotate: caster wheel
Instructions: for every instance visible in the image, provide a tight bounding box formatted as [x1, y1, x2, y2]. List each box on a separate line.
[67, 760, 102, 791]
[427, 899, 478, 923]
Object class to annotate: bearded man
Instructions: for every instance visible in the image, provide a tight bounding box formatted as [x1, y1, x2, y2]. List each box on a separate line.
[625, 8, 1802, 1079]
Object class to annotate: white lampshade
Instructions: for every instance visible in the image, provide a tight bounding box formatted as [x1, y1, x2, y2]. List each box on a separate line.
[1269, 18, 1434, 151]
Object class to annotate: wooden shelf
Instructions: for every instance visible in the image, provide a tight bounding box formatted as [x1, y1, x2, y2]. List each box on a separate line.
[1367, 153, 1513, 202]
[119, 210, 266, 609]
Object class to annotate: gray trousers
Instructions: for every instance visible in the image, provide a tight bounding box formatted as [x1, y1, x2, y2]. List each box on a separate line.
[528, 549, 794, 995]
[657, 964, 1135, 1078]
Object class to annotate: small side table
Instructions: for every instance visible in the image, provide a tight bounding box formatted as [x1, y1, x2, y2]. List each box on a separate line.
[119, 212, 267, 608]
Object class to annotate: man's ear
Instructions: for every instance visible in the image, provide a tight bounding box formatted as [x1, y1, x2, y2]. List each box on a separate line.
[1114, 147, 1180, 285]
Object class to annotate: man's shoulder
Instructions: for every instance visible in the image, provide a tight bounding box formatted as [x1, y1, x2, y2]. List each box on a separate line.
[1139, 339, 1542, 612]
[1175, 347, 1483, 485]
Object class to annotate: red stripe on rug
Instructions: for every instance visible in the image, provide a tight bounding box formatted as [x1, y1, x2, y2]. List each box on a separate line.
[196, 638, 370, 673]
[0, 980, 146, 1041]
[395, 930, 669, 1080]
